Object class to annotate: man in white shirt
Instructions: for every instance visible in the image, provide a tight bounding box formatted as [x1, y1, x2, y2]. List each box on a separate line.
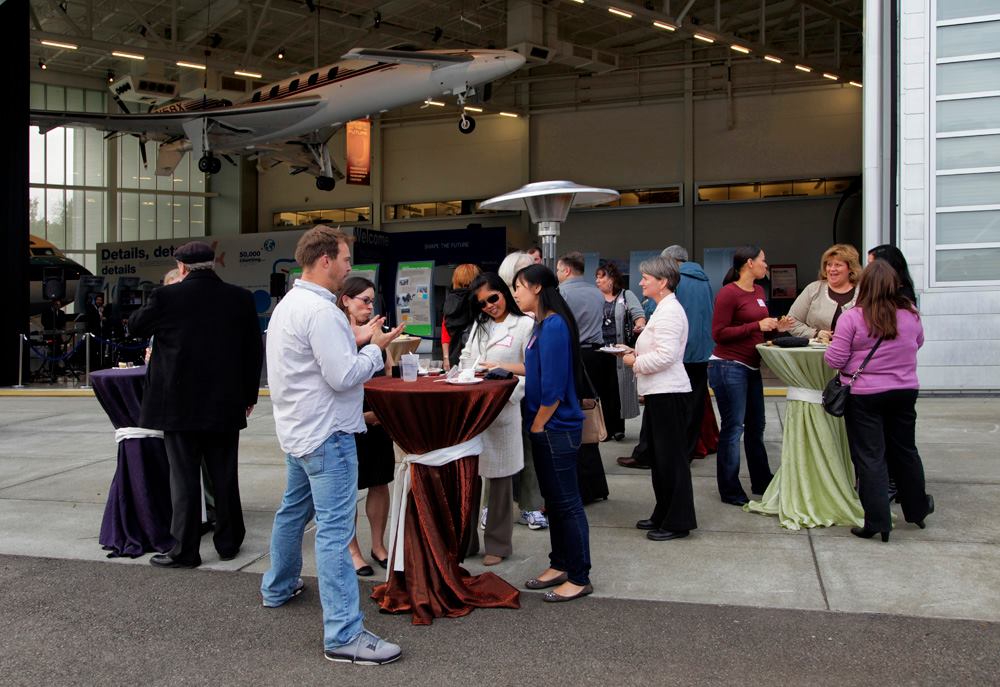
[261, 225, 404, 666]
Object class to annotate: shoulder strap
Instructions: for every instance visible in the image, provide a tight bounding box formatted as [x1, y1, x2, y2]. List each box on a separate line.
[847, 336, 885, 383]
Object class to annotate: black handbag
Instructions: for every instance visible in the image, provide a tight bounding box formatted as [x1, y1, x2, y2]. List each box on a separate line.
[822, 337, 884, 417]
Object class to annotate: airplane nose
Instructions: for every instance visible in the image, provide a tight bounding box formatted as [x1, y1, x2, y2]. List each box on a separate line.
[506, 52, 526, 71]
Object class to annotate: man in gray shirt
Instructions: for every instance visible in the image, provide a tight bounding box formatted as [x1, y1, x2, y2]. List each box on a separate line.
[556, 252, 604, 346]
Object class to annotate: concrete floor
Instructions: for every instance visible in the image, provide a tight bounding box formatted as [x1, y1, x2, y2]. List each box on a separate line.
[0, 394, 997, 623]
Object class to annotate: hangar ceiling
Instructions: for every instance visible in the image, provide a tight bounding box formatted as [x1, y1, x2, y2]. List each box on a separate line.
[30, 0, 864, 117]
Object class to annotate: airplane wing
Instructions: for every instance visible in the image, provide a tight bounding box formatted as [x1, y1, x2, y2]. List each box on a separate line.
[342, 48, 474, 69]
[29, 96, 324, 137]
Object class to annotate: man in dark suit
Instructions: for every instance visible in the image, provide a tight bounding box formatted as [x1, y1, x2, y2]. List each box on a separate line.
[129, 241, 263, 568]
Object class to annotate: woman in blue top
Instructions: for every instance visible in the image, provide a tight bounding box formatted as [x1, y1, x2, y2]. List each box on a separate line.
[512, 264, 592, 603]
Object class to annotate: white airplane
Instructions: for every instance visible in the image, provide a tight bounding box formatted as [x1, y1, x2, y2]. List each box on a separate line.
[29, 47, 525, 191]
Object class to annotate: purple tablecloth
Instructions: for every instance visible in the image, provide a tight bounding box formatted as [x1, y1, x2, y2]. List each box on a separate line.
[91, 367, 174, 558]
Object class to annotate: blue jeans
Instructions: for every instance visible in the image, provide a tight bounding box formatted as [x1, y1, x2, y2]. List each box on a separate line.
[529, 427, 591, 586]
[708, 360, 773, 502]
[261, 432, 363, 649]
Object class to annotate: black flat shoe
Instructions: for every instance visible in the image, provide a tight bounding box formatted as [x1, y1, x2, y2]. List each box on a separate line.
[722, 497, 749, 507]
[218, 549, 239, 561]
[355, 564, 374, 577]
[647, 529, 689, 541]
[613, 432, 625, 442]
[851, 527, 890, 542]
[150, 553, 200, 569]
[635, 519, 656, 530]
[371, 551, 389, 569]
[543, 584, 594, 603]
[915, 494, 935, 529]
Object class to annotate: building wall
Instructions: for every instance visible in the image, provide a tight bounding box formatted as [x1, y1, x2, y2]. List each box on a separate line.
[898, 0, 1000, 390]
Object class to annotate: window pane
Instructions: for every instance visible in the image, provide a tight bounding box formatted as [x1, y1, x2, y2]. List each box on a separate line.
[938, 0, 1000, 21]
[938, 20, 1000, 59]
[66, 88, 84, 111]
[85, 191, 103, 249]
[120, 137, 139, 189]
[29, 188, 46, 237]
[937, 210, 1000, 243]
[45, 128, 65, 185]
[29, 126, 45, 184]
[157, 195, 173, 238]
[46, 188, 66, 247]
[65, 189, 84, 250]
[46, 85, 65, 110]
[84, 128, 104, 186]
[190, 198, 206, 236]
[68, 127, 85, 186]
[30, 82, 45, 109]
[139, 194, 156, 240]
[936, 247, 1000, 281]
[120, 193, 139, 241]
[85, 90, 104, 113]
[173, 196, 190, 238]
[937, 59, 1000, 96]
[937, 172, 1000, 205]
[937, 134, 1000, 169]
[937, 96, 1000, 132]
[760, 181, 793, 198]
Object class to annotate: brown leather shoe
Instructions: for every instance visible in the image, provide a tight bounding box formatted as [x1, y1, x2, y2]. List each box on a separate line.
[616, 456, 650, 469]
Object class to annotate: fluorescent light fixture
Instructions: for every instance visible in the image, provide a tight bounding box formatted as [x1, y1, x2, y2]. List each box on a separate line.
[849, 81, 863, 88]
[424, 99, 445, 106]
[693, 33, 714, 43]
[653, 20, 676, 31]
[177, 61, 206, 70]
[499, 111, 519, 118]
[569, 0, 584, 3]
[41, 39, 78, 50]
[822, 72, 838, 80]
[235, 70, 262, 79]
[794, 64, 812, 72]
[763, 55, 782, 63]
[463, 106, 484, 113]
[112, 51, 145, 60]
[608, 7, 633, 18]
[730, 45, 750, 54]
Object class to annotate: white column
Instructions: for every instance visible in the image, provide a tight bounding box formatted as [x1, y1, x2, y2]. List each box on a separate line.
[862, 0, 885, 250]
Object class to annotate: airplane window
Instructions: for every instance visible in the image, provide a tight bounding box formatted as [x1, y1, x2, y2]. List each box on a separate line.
[327, 67, 338, 81]
[251, 92, 261, 103]
[308, 73, 318, 86]
[269, 85, 280, 99]
[289, 79, 299, 92]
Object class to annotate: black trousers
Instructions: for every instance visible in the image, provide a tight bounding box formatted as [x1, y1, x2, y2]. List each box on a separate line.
[683, 362, 709, 459]
[583, 347, 623, 436]
[163, 430, 245, 564]
[631, 409, 651, 464]
[645, 392, 697, 531]
[844, 389, 931, 532]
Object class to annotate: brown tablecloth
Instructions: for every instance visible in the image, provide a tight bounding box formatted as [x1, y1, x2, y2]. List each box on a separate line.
[363, 375, 520, 625]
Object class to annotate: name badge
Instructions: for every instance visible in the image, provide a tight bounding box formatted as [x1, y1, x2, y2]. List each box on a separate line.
[756, 298, 766, 308]
[527, 335, 537, 349]
[496, 335, 514, 348]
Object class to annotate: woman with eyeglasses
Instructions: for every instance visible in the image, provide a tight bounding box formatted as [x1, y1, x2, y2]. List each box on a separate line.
[336, 276, 393, 577]
[459, 272, 535, 565]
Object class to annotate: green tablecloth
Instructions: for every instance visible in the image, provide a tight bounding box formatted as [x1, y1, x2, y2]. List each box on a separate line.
[745, 344, 864, 530]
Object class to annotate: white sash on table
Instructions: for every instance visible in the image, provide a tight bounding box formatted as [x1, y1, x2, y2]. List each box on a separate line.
[786, 386, 823, 404]
[386, 435, 484, 575]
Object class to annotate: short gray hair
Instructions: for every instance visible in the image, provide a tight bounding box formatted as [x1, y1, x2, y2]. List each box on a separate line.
[639, 256, 680, 292]
[184, 260, 215, 271]
[661, 245, 689, 262]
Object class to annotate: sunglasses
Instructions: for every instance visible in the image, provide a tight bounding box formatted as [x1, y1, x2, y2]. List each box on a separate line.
[351, 295, 375, 306]
[477, 293, 502, 309]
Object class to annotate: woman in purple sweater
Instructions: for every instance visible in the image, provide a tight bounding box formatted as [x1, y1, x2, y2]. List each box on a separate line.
[825, 260, 934, 542]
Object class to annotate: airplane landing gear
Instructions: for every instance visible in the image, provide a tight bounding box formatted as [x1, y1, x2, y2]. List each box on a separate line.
[315, 175, 336, 191]
[458, 115, 476, 134]
[198, 154, 222, 174]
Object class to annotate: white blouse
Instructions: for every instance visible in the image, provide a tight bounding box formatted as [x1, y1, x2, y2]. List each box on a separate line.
[632, 293, 692, 396]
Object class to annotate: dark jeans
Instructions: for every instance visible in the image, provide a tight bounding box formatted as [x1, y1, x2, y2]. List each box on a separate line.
[645, 393, 697, 532]
[707, 360, 773, 502]
[844, 389, 931, 532]
[163, 430, 245, 565]
[529, 427, 591, 586]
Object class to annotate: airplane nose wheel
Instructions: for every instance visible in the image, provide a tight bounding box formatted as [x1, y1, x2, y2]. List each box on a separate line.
[315, 176, 336, 191]
[458, 115, 476, 134]
[198, 154, 222, 174]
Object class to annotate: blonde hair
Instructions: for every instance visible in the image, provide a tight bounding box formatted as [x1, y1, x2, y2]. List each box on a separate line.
[819, 244, 861, 284]
[451, 263, 481, 290]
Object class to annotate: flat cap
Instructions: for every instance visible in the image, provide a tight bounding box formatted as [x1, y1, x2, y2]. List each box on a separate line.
[174, 241, 214, 264]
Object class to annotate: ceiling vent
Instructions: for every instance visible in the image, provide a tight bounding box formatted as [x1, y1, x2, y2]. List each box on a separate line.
[109, 75, 179, 105]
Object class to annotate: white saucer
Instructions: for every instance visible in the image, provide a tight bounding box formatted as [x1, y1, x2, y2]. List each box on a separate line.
[447, 377, 484, 385]
[598, 345, 626, 353]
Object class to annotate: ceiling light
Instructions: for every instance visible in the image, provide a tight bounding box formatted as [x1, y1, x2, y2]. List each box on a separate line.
[235, 70, 262, 79]
[849, 81, 863, 88]
[112, 51, 145, 60]
[569, 0, 584, 3]
[499, 111, 519, 118]
[107, 71, 115, 83]
[730, 45, 750, 54]
[693, 33, 714, 43]
[608, 7, 633, 18]
[177, 61, 206, 70]
[39, 60, 47, 70]
[795, 64, 812, 72]
[41, 39, 78, 50]
[424, 99, 445, 106]
[822, 72, 838, 80]
[277, 48, 285, 60]
[463, 106, 484, 113]
[653, 20, 676, 31]
[763, 55, 782, 63]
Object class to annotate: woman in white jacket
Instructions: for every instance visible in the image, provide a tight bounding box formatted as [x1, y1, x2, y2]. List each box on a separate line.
[460, 272, 535, 565]
[620, 256, 697, 542]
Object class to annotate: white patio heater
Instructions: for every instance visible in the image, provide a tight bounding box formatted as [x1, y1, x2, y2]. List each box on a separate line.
[478, 181, 620, 269]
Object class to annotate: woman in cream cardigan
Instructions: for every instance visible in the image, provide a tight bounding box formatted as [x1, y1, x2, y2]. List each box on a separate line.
[787, 244, 862, 340]
[460, 272, 536, 565]
[619, 256, 696, 542]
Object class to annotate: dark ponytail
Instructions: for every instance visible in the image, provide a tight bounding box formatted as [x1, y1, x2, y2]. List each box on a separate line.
[723, 244, 763, 285]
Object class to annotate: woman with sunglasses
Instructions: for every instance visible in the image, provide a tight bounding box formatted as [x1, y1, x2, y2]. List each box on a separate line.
[512, 264, 592, 603]
[459, 272, 535, 565]
[336, 277, 393, 577]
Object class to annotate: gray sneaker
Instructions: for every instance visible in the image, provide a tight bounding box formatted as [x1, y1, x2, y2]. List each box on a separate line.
[325, 630, 402, 666]
[261, 578, 305, 608]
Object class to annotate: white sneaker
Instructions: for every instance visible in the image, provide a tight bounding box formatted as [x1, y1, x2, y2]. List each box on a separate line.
[525, 510, 548, 530]
[479, 507, 488, 530]
[325, 630, 401, 665]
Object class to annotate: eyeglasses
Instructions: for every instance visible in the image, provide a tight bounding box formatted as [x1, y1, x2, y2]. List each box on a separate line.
[351, 295, 375, 306]
[477, 293, 502, 309]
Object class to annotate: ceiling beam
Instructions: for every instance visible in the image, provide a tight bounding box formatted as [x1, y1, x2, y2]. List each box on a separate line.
[799, 0, 862, 31]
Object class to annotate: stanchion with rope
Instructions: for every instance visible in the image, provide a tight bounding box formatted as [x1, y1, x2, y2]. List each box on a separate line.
[14, 334, 26, 389]
[79, 333, 92, 390]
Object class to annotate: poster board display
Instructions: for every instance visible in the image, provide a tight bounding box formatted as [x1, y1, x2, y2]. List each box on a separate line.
[350, 263, 381, 314]
[395, 260, 434, 337]
[769, 265, 798, 299]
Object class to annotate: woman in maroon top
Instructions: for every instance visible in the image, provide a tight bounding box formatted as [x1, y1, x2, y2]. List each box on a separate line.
[708, 245, 791, 505]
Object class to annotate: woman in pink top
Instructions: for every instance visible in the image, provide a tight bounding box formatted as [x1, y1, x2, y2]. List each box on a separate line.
[825, 260, 934, 542]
